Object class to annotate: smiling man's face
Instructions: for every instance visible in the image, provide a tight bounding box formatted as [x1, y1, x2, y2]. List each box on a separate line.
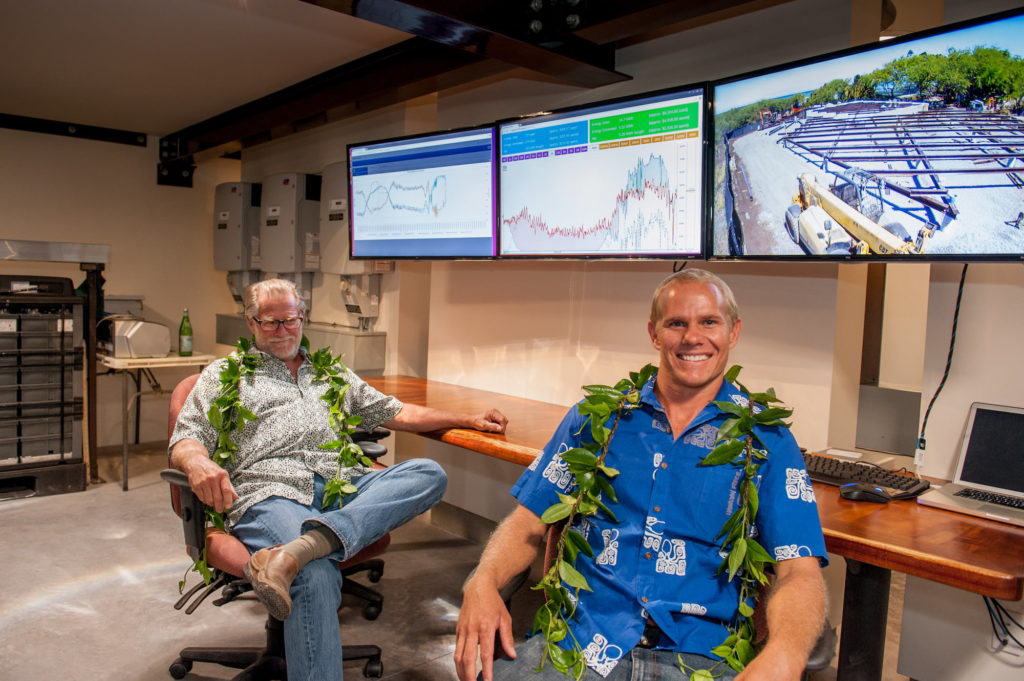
[647, 281, 741, 398]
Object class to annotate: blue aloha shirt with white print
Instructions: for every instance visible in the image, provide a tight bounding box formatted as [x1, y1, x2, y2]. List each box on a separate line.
[511, 375, 828, 677]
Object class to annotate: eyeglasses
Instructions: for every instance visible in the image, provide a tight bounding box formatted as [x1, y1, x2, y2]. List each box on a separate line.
[251, 316, 303, 331]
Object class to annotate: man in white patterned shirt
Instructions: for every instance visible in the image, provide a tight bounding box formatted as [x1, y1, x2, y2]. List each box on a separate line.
[171, 278, 507, 681]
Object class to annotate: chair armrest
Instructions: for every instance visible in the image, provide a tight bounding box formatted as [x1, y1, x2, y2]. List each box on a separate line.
[161, 468, 206, 560]
[355, 441, 388, 460]
[353, 429, 391, 460]
[354, 427, 391, 443]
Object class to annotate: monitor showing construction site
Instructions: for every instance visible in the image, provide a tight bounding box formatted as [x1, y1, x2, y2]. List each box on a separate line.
[708, 7, 1024, 261]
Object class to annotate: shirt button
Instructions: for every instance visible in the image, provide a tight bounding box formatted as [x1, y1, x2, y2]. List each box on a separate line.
[642, 596, 649, 603]
[645, 552, 652, 559]
[654, 506, 661, 512]
[660, 462, 669, 469]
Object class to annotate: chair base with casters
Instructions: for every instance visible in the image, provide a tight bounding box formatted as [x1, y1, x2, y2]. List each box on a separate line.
[168, 612, 384, 680]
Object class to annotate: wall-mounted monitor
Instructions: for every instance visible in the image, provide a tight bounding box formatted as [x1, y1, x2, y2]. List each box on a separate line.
[348, 126, 497, 258]
[498, 85, 707, 259]
[710, 8, 1024, 261]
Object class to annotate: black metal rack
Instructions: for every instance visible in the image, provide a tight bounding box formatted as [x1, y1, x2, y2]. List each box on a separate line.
[0, 283, 86, 498]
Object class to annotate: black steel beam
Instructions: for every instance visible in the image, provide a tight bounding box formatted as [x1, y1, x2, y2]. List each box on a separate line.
[160, 37, 502, 162]
[301, 0, 629, 88]
[157, 1, 788, 182]
[0, 113, 147, 147]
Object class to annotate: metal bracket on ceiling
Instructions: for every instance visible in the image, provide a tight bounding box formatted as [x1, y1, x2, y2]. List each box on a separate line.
[157, 156, 196, 188]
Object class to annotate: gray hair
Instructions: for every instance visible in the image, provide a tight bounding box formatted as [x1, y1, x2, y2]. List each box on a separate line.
[243, 278, 307, 319]
[649, 268, 739, 325]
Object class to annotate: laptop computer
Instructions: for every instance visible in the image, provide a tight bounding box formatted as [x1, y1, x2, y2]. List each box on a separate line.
[917, 402, 1024, 528]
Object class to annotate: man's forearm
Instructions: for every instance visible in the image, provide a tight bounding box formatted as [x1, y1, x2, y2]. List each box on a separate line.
[469, 505, 547, 591]
[748, 557, 826, 679]
[170, 438, 212, 473]
[384, 402, 507, 434]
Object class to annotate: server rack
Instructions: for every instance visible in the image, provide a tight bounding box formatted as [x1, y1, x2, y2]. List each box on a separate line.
[0, 275, 85, 498]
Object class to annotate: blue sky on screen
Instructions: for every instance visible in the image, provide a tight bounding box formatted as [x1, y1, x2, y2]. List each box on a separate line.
[716, 14, 1024, 112]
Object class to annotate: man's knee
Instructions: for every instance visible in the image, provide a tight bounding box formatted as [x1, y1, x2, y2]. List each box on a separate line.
[405, 457, 448, 499]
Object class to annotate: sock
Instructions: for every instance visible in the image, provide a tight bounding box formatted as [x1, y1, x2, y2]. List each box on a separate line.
[279, 526, 343, 569]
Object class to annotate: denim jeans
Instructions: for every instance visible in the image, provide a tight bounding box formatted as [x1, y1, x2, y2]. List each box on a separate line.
[232, 458, 447, 681]
[488, 635, 738, 681]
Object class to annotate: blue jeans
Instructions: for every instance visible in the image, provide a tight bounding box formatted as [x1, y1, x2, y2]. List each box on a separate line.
[232, 459, 447, 681]
[489, 635, 738, 681]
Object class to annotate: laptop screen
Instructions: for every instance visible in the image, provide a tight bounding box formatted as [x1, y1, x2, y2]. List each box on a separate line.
[956, 404, 1024, 495]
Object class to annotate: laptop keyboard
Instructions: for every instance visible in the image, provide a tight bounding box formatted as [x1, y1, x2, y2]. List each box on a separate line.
[803, 452, 931, 499]
[955, 488, 1024, 509]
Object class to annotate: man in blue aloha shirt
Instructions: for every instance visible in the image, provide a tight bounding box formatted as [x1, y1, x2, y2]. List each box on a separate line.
[455, 269, 827, 681]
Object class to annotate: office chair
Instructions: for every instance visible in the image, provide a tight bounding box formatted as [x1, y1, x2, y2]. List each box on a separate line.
[499, 524, 836, 680]
[163, 373, 390, 679]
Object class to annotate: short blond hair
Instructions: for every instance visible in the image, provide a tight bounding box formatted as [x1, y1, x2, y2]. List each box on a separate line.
[243, 278, 307, 319]
[649, 269, 739, 325]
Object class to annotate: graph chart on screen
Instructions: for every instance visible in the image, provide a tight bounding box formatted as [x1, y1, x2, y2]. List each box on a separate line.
[499, 87, 706, 258]
[354, 175, 448, 218]
[348, 127, 497, 258]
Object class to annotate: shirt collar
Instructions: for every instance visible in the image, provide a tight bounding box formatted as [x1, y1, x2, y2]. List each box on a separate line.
[639, 372, 745, 432]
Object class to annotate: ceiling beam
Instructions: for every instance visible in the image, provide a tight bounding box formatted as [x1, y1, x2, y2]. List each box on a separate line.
[158, 1, 807, 184]
[299, 0, 630, 89]
[160, 38, 505, 164]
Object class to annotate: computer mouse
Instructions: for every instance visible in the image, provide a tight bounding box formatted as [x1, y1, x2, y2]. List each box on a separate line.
[839, 482, 892, 503]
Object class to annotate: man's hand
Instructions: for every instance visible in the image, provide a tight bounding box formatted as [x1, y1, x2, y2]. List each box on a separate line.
[186, 456, 238, 512]
[171, 438, 238, 513]
[734, 646, 804, 681]
[468, 408, 508, 434]
[454, 576, 515, 681]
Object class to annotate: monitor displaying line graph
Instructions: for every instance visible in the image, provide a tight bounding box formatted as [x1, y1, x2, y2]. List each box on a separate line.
[348, 127, 497, 258]
[498, 85, 707, 258]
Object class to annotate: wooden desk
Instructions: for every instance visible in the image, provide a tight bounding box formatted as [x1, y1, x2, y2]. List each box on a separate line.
[367, 375, 1024, 681]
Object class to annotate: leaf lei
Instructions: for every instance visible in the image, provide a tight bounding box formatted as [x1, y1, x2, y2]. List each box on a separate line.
[531, 364, 793, 681]
[178, 336, 370, 591]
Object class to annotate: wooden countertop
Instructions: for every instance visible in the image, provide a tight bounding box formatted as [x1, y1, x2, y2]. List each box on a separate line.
[367, 374, 1024, 601]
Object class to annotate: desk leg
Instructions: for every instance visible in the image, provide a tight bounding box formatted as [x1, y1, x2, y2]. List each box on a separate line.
[837, 559, 891, 681]
[121, 370, 129, 491]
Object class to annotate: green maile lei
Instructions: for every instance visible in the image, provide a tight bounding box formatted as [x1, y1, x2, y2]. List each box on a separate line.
[531, 364, 793, 681]
[178, 336, 372, 591]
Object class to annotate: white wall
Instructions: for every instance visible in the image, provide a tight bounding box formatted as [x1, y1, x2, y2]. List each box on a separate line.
[917, 263, 1024, 479]
[0, 128, 239, 449]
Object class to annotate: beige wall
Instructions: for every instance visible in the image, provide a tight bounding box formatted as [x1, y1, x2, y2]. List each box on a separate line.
[0, 128, 239, 449]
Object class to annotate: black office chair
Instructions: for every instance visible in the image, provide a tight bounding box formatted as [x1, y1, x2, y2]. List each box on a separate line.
[163, 374, 391, 679]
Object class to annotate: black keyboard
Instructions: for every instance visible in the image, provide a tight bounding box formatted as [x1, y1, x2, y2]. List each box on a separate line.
[803, 452, 931, 499]
[955, 488, 1024, 509]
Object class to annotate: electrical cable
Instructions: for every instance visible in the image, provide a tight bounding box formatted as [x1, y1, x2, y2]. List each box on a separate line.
[984, 596, 1024, 649]
[916, 263, 969, 453]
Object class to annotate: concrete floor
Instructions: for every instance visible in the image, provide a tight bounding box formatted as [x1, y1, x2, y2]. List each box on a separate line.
[0, 443, 907, 681]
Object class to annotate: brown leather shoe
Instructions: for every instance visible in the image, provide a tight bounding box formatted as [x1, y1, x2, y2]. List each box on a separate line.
[243, 545, 299, 620]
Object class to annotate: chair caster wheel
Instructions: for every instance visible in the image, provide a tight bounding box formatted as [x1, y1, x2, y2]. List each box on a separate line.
[368, 569, 383, 583]
[364, 659, 383, 678]
[169, 657, 192, 679]
[363, 604, 381, 620]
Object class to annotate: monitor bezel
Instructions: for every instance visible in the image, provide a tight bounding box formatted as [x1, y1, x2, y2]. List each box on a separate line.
[705, 6, 1024, 263]
[346, 123, 499, 261]
[495, 81, 711, 261]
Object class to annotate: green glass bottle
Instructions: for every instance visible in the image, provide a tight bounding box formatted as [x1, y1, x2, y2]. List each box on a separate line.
[178, 308, 193, 356]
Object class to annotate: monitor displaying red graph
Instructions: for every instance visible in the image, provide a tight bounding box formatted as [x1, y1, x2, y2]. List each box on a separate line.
[497, 85, 707, 259]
